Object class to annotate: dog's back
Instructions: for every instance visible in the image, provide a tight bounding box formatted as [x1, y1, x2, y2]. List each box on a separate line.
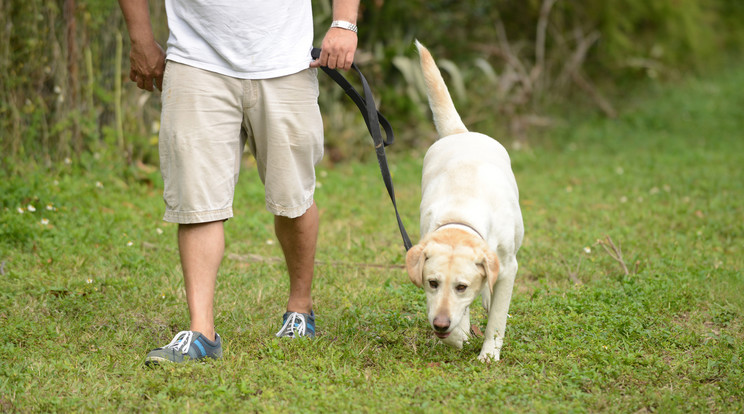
[415, 40, 515, 192]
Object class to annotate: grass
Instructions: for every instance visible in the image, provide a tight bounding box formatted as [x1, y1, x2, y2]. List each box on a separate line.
[1, 64, 743, 412]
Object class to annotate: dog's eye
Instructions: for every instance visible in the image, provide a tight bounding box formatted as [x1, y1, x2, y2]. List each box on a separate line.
[428, 280, 439, 289]
[456, 284, 468, 292]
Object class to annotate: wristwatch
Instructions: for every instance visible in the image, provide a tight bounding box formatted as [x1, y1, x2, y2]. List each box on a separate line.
[331, 20, 358, 33]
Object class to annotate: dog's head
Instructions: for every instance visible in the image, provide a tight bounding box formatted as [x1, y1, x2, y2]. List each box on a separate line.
[405, 228, 499, 340]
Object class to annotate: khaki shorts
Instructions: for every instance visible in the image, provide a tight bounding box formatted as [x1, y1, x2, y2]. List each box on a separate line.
[159, 61, 324, 223]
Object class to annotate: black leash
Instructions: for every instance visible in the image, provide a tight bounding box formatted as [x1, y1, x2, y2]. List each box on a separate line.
[311, 47, 412, 251]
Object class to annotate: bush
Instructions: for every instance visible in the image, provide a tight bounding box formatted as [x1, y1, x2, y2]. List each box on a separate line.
[2, 0, 744, 169]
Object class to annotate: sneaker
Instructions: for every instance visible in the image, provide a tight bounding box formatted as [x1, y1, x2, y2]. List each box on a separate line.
[144, 331, 222, 366]
[275, 311, 315, 338]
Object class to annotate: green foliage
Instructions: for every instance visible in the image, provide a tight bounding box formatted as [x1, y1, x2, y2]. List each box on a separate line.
[586, 0, 715, 74]
[0, 58, 743, 412]
[360, 0, 740, 77]
[3, 0, 744, 168]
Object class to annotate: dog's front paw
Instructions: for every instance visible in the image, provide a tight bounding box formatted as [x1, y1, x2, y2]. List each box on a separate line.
[440, 332, 465, 349]
[439, 325, 470, 349]
[478, 347, 500, 363]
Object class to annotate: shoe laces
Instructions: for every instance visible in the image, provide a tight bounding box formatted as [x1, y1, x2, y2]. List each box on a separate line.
[162, 331, 194, 354]
[275, 312, 307, 338]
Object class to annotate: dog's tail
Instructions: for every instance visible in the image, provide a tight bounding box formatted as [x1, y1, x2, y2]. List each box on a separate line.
[415, 40, 469, 137]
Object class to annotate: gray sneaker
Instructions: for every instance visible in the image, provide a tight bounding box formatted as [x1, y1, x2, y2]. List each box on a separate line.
[275, 311, 315, 338]
[144, 331, 222, 366]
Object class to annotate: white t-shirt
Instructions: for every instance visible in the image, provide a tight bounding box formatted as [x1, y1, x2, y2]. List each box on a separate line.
[164, 0, 314, 79]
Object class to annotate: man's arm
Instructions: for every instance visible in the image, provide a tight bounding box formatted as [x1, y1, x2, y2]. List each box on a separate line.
[311, 0, 360, 71]
[118, 0, 166, 91]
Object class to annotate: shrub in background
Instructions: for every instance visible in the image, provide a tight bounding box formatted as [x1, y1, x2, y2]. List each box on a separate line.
[2, 0, 743, 170]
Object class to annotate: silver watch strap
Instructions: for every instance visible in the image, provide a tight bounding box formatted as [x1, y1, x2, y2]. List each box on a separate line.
[330, 20, 358, 33]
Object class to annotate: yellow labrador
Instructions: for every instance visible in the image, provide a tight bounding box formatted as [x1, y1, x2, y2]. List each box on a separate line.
[406, 41, 524, 362]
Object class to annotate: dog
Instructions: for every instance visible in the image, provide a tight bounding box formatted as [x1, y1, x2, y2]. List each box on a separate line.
[405, 41, 524, 362]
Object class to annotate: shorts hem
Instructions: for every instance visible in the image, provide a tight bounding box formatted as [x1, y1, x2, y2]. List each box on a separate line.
[163, 207, 233, 224]
[267, 197, 313, 219]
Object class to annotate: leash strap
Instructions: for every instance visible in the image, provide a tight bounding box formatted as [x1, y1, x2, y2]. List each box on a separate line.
[311, 47, 412, 251]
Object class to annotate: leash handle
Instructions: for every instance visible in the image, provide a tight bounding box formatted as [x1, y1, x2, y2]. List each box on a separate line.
[312, 47, 413, 251]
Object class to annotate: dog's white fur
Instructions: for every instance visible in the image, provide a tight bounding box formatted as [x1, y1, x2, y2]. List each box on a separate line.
[406, 41, 524, 362]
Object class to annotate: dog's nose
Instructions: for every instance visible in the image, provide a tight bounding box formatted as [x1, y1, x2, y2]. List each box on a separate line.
[433, 316, 450, 332]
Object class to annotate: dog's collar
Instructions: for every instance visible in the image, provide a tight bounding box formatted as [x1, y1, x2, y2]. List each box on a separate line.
[435, 223, 485, 240]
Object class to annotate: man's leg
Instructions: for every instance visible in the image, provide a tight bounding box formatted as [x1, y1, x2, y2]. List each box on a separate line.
[274, 201, 318, 314]
[178, 221, 225, 342]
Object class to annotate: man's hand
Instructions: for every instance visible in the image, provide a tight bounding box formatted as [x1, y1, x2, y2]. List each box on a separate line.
[129, 40, 166, 91]
[310, 27, 358, 70]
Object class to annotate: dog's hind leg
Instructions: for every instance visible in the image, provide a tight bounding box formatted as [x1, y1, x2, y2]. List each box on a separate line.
[478, 258, 518, 362]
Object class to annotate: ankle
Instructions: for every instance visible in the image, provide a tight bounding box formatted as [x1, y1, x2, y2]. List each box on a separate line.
[286, 301, 313, 315]
[191, 327, 216, 342]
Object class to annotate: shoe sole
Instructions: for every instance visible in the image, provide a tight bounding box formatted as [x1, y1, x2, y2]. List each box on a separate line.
[144, 356, 172, 366]
[144, 355, 221, 366]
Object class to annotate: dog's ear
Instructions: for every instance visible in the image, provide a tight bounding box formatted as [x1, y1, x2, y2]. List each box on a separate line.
[405, 243, 426, 288]
[482, 248, 500, 293]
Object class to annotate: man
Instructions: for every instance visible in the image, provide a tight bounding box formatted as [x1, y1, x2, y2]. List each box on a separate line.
[118, 0, 359, 364]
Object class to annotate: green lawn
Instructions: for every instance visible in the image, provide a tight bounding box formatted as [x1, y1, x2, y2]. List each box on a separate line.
[1, 65, 742, 412]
